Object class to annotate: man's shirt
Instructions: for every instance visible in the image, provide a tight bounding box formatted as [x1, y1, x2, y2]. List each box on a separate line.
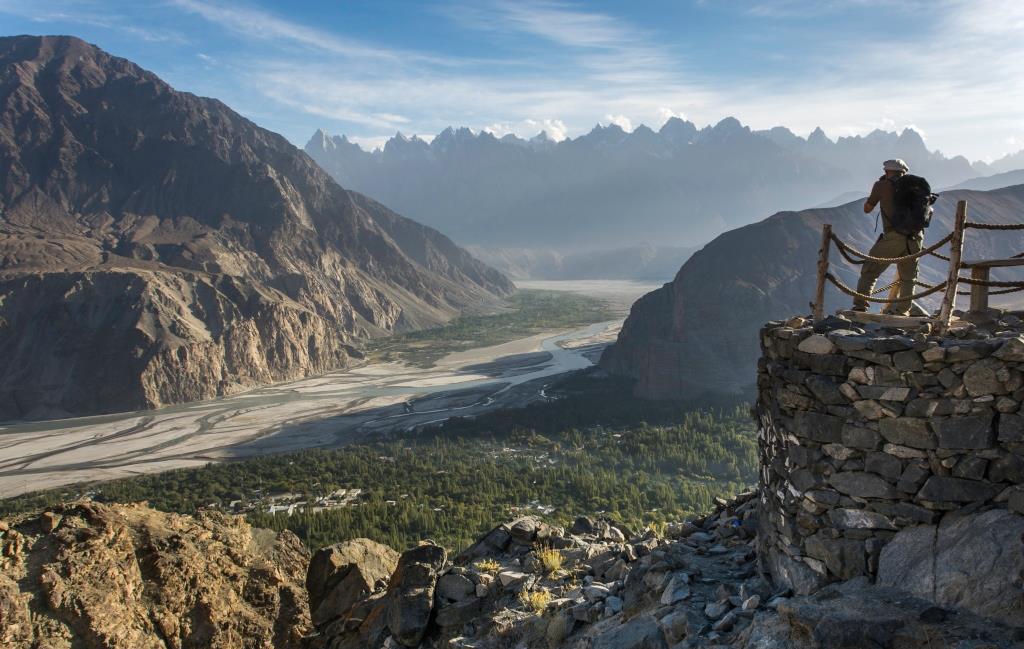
[867, 175, 898, 232]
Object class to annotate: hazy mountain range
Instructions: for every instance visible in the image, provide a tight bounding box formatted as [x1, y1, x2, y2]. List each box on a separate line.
[306, 120, 1022, 279]
[601, 184, 1024, 399]
[0, 35, 512, 420]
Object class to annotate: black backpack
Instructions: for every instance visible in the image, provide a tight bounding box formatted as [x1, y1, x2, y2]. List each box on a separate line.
[889, 174, 938, 236]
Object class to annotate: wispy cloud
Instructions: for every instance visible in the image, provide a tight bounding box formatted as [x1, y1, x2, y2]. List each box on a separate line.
[466, 0, 643, 49]
[167, 0, 1024, 159]
[168, 0, 502, 68]
[706, 0, 1024, 159]
[0, 0, 189, 44]
[22, 0, 1015, 161]
[443, 1, 683, 86]
[168, 0, 400, 61]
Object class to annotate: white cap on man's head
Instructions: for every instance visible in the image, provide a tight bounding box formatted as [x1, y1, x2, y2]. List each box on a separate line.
[883, 159, 909, 172]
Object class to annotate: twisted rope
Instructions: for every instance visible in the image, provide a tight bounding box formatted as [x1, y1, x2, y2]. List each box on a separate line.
[832, 240, 866, 265]
[964, 221, 1024, 231]
[959, 277, 1024, 288]
[825, 273, 947, 303]
[830, 232, 953, 265]
[956, 287, 1023, 296]
[871, 279, 901, 295]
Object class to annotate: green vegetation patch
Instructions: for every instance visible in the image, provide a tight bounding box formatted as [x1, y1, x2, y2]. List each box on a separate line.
[365, 289, 616, 367]
[0, 376, 756, 553]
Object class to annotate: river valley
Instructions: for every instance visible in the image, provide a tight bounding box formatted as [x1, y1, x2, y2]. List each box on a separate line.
[0, 280, 662, 498]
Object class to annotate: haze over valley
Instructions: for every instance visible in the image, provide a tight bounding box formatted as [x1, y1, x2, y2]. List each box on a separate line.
[305, 121, 1023, 279]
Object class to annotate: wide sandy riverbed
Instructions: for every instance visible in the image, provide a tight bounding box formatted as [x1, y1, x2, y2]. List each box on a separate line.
[0, 280, 662, 498]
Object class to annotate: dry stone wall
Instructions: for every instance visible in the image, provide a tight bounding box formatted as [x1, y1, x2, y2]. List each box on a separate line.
[756, 316, 1024, 601]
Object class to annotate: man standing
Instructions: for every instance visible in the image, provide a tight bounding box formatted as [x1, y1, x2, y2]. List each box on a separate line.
[853, 159, 923, 315]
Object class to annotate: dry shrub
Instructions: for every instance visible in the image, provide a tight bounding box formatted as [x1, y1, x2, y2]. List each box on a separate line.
[518, 589, 552, 614]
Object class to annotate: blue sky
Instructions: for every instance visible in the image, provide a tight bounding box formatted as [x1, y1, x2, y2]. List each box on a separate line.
[3, 1, 1022, 161]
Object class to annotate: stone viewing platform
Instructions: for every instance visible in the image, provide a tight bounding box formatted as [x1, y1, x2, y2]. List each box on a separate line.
[756, 311, 1024, 624]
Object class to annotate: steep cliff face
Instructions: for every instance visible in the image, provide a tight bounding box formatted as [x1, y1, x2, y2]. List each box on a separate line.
[0, 35, 513, 419]
[0, 502, 310, 649]
[601, 184, 1024, 399]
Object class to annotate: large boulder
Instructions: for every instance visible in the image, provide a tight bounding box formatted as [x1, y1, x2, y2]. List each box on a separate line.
[387, 544, 448, 647]
[761, 545, 827, 596]
[306, 539, 400, 626]
[877, 508, 1024, 625]
[591, 614, 667, 649]
[737, 578, 1024, 649]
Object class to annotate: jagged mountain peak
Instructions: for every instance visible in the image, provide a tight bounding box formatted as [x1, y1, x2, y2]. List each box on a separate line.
[808, 125, 832, 144]
[659, 116, 698, 144]
[899, 127, 927, 148]
[714, 116, 745, 131]
[659, 115, 696, 131]
[431, 126, 480, 152]
[305, 115, 986, 250]
[306, 128, 335, 152]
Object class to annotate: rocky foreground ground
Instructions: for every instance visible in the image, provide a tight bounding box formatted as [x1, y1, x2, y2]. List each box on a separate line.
[0, 502, 310, 648]
[2, 495, 1022, 648]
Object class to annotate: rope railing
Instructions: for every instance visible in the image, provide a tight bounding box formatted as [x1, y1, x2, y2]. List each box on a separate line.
[868, 278, 1021, 298]
[964, 221, 1024, 231]
[824, 273, 948, 303]
[829, 231, 953, 265]
[812, 199, 1024, 332]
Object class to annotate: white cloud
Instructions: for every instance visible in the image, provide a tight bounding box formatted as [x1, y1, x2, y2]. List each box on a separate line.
[603, 114, 633, 132]
[658, 108, 687, 124]
[524, 119, 569, 140]
[348, 135, 390, 151]
[484, 119, 568, 141]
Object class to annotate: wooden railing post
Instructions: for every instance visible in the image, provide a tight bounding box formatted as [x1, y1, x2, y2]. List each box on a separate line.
[813, 224, 832, 321]
[937, 200, 968, 333]
[969, 266, 990, 313]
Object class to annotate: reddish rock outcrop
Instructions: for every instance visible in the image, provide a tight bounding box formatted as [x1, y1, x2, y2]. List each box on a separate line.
[0, 502, 310, 648]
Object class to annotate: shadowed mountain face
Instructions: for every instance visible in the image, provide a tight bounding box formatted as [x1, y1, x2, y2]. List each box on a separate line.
[948, 170, 1024, 192]
[0, 35, 513, 420]
[601, 185, 1024, 399]
[306, 122, 982, 255]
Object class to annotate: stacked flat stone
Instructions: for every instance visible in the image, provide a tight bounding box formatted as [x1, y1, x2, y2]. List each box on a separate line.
[756, 316, 1024, 594]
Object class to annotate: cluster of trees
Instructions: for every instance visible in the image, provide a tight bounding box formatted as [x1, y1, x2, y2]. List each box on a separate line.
[1, 375, 756, 553]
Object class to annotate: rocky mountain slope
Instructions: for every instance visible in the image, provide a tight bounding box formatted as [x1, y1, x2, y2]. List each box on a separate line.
[948, 170, 1024, 192]
[306, 121, 985, 259]
[600, 184, 1024, 399]
[0, 35, 513, 420]
[6, 494, 1017, 648]
[0, 502, 310, 648]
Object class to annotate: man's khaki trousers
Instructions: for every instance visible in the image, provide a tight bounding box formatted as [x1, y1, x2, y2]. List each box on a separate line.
[854, 231, 924, 314]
